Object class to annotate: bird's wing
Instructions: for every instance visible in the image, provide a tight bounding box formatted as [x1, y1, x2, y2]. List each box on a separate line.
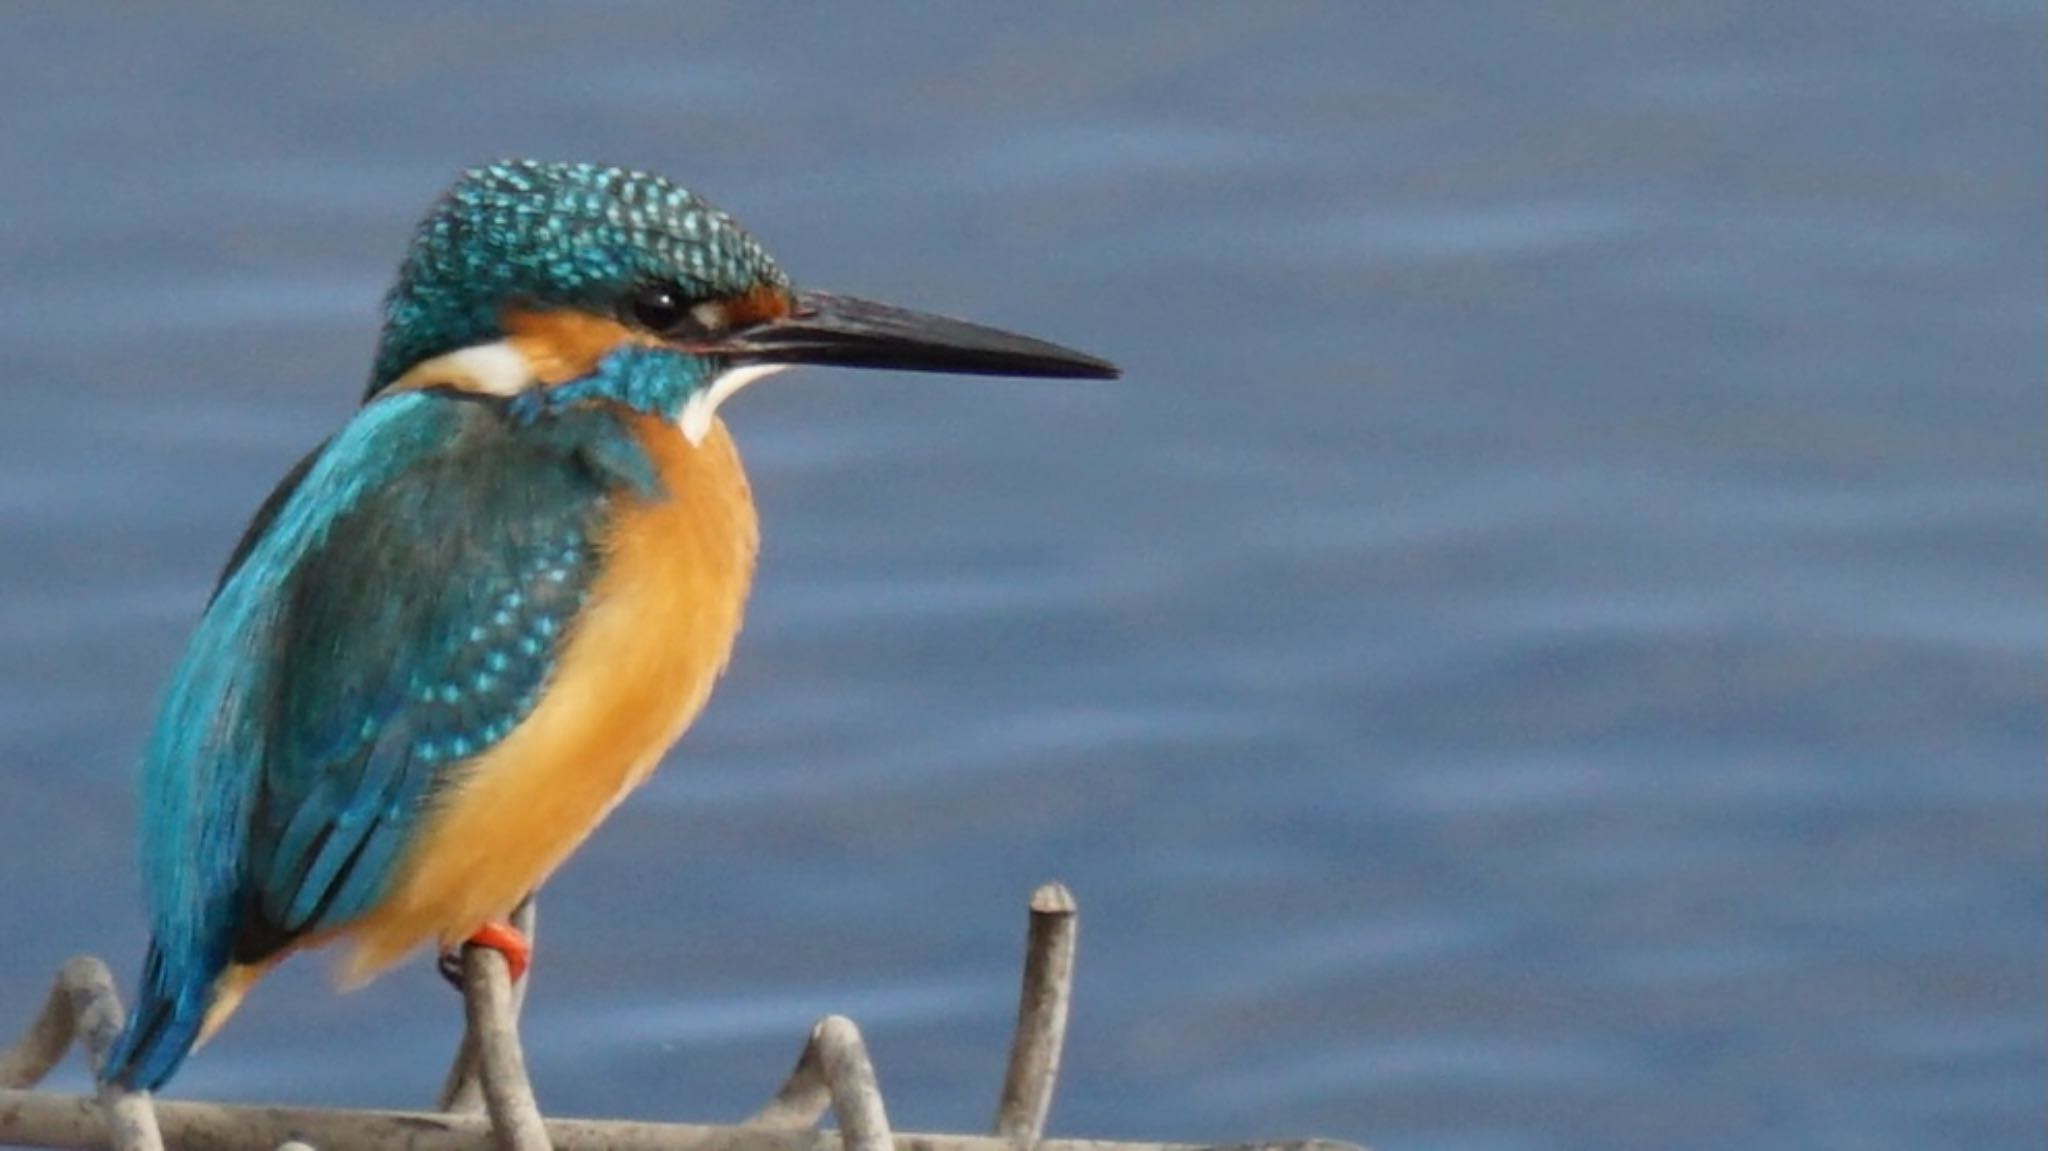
[210, 440, 324, 601]
[139, 392, 646, 977]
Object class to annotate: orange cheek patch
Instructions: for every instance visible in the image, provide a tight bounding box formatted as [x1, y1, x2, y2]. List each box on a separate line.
[503, 308, 660, 385]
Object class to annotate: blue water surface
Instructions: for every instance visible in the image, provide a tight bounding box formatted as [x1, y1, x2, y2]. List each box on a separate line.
[0, 6, 2040, 1150]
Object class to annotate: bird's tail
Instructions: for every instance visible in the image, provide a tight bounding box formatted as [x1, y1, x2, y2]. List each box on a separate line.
[99, 941, 217, 1091]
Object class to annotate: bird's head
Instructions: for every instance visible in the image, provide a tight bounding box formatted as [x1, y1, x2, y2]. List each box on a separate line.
[369, 159, 1116, 440]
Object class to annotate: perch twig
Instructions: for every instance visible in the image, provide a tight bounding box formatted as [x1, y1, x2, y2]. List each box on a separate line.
[812, 1016, 891, 1151]
[993, 882, 1078, 1142]
[450, 915, 549, 1151]
[0, 960, 83, 1089]
[746, 1026, 828, 1128]
[439, 899, 538, 1116]
[745, 1015, 893, 1149]
[0, 1087, 1359, 1151]
[0, 955, 165, 1151]
[1, 884, 1364, 1151]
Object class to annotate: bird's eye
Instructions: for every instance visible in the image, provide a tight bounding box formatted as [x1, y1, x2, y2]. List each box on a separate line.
[627, 283, 691, 333]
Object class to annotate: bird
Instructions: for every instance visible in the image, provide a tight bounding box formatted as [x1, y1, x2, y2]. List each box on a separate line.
[98, 158, 1117, 1091]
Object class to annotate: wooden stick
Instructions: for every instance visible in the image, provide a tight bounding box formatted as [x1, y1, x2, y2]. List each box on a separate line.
[810, 1016, 891, 1151]
[746, 1027, 830, 1129]
[67, 962, 167, 1151]
[0, 1088, 1364, 1151]
[1, 884, 1364, 1151]
[454, 937, 548, 1151]
[0, 957, 85, 1088]
[440, 899, 538, 1115]
[0, 955, 165, 1151]
[994, 882, 1078, 1141]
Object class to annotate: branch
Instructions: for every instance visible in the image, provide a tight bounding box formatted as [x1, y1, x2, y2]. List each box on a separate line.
[439, 899, 539, 1117]
[746, 1028, 828, 1129]
[0, 955, 165, 1151]
[993, 882, 1078, 1141]
[435, 899, 547, 1150]
[0, 1089, 1362, 1151]
[2, 885, 1366, 1151]
[745, 1014, 896, 1150]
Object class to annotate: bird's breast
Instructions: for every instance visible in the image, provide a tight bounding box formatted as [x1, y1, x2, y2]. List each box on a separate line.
[339, 413, 757, 982]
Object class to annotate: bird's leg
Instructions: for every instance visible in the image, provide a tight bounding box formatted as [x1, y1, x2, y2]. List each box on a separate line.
[436, 921, 532, 988]
[467, 921, 532, 982]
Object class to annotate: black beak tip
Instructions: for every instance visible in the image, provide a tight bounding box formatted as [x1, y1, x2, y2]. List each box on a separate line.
[1013, 350, 1120, 381]
[1066, 354, 1122, 381]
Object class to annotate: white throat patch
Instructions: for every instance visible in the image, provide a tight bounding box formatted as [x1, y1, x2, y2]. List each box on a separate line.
[682, 364, 788, 445]
[390, 341, 783, 446]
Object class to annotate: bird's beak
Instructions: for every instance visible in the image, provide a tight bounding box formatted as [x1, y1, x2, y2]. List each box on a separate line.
[719, 290, 1120, 380]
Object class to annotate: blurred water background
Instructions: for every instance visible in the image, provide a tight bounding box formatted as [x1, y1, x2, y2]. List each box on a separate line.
[0, 6, 2041, 1150]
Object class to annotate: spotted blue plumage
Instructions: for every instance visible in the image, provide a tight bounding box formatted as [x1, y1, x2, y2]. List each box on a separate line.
[102, 390, 661, 1089]
[98, 153, 1118, 1095]
[105, 158, 791, 1091]
[370, 159, 788, 395]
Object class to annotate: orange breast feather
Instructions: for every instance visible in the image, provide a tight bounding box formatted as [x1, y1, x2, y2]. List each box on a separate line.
[338, 413, 757, 983]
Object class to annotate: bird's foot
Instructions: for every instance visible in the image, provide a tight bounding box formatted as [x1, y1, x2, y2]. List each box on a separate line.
[437, 920, 532, 988]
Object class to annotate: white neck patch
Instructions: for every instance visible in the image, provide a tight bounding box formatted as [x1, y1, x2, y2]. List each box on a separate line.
[390, 341, 782, 446]
[682, 364, 788, 445]
[387, 341, 535, 397]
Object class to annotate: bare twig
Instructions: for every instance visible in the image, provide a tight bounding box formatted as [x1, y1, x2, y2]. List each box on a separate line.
[440, 899, 538, 1115]
[0, 1088, 1362, 1151]
[0, 884, 1364, 1151]
[68, 961, 167, 1151]
[454, 935, 549, 1151]
[0, 959, 84, 1088]
[745, 1015, 895, 1148]
[746, 1028, 829, 1128]
[0, 955, 166, 1151]
[810, 1016, 891, 1151]
[994, 882, 1078, 1142]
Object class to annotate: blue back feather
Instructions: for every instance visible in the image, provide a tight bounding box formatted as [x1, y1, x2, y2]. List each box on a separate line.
[102, 390, 660, 1088]
[104, 156, 755, 1091]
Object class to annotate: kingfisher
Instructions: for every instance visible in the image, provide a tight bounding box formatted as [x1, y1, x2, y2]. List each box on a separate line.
[98, 159, 1116, 1090]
